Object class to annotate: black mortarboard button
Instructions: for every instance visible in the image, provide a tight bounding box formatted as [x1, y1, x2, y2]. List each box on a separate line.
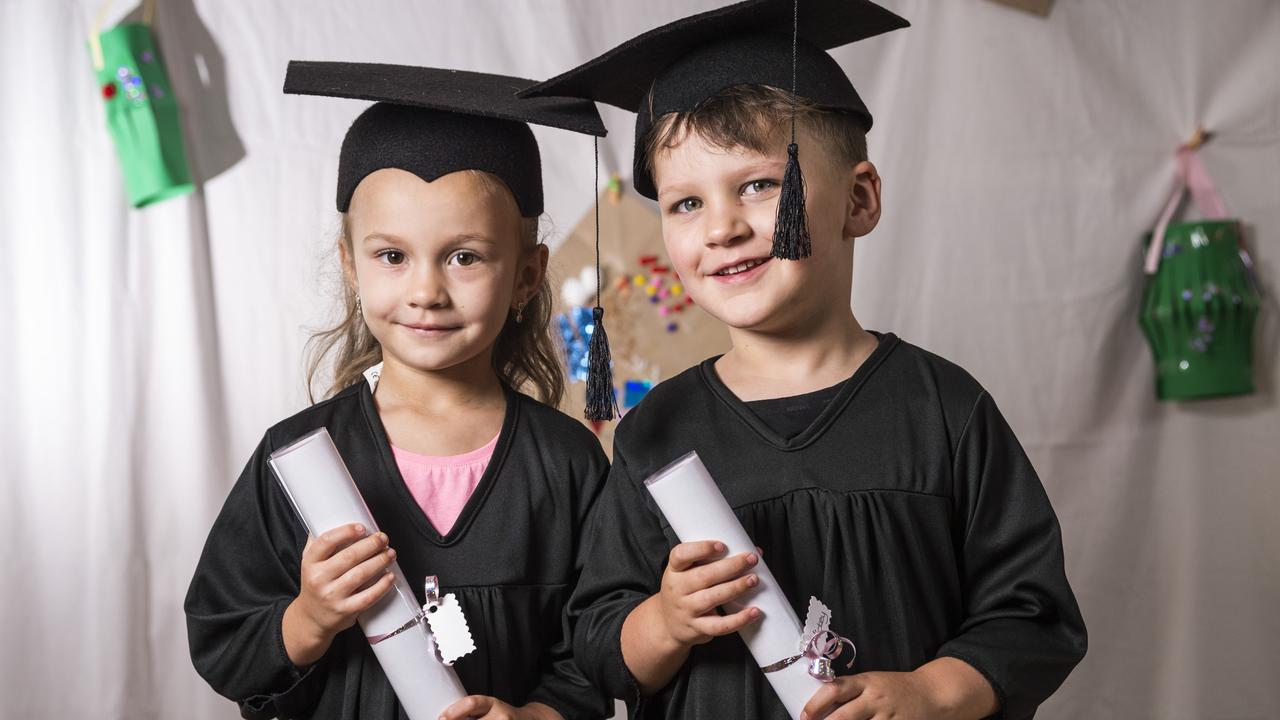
[519, 0, 908, 259]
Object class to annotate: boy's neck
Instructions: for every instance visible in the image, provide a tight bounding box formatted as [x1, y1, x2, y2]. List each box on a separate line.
[715, 309, 878, 402]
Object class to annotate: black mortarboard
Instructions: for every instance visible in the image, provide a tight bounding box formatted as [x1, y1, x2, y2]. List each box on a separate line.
[283, 61, 607, 216]
[521, 0, 908, 259]
[284, 61, 620, 422]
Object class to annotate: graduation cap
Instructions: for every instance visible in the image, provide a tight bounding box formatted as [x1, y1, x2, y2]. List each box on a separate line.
[521, 0, 908, 260]
[284, 61, 619, 421]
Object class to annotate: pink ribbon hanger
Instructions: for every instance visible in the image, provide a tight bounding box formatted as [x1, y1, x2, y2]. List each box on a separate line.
[1144, 128, 1228, 275]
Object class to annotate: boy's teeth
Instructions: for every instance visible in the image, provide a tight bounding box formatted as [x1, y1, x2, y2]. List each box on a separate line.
[718, 258, 765, 275]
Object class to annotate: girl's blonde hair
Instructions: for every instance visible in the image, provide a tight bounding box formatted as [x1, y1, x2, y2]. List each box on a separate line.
[305, 171, 564, 407]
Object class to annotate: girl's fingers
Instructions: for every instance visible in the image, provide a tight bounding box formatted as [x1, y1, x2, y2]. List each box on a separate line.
[688, 551, 758, 591]
[303, 523, 367, 564]
[343, 568, 396, 615]
[324, 531, 390, 575]
[337, 547, 397, 595]
[801, 676, 866, 720]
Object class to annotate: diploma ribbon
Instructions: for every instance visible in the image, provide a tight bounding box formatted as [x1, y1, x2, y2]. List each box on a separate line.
[760, 629, 857, 683]
[366, 576, 441, 646]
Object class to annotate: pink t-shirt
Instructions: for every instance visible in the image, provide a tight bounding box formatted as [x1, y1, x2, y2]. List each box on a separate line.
[391, 433, 499, 535]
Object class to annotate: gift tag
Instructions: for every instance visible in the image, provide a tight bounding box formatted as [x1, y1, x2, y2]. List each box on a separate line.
[425, 593, 476, 666]
[799, 596, 833, 653]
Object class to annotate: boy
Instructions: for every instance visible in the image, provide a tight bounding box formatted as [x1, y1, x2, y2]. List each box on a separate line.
[523, 1, 1087, 718]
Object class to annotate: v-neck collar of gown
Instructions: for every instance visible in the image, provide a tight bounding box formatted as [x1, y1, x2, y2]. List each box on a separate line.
[698, 332, 899, 452]
[356, 374, 518, 547]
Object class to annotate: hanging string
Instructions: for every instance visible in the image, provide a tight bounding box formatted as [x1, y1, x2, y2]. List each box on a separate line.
[584, 137, 616, 421]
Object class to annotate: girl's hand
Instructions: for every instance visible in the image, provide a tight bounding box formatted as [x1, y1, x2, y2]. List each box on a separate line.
[438, 696, 563, 720]
[282, 522, 398, 666]
[657, 540, 762, 648]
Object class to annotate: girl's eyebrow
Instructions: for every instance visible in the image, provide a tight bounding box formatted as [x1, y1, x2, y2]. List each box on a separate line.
[361, 232, 404, 245]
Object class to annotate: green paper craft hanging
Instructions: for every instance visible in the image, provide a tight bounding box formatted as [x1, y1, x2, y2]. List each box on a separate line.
[1139, 131, 1262, 401]
[90, 0, 193, 207]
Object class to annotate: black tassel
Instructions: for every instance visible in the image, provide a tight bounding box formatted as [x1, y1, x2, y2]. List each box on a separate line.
[772, 142, 811, 260]
[584, 306, 616, 421]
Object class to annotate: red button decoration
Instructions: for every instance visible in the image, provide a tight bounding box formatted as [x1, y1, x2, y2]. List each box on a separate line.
[101, 81, 117, 100]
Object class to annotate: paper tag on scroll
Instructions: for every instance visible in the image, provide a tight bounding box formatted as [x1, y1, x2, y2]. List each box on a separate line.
[644, 451, 824, 720]
[427, 594, 476, 665]
[800, 597, 833, 651]
[268, 428, 467, 720]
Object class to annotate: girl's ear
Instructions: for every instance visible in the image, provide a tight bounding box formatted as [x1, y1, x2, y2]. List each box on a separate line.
[338, 231, 359, 296]
[514, 243, 549, 306]
[843, 160, 882, 241]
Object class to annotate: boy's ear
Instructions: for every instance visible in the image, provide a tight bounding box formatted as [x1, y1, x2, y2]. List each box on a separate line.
[844, 160, 882, 241]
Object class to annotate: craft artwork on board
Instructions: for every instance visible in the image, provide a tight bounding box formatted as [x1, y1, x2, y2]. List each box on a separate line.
[551, 176, 731, 445]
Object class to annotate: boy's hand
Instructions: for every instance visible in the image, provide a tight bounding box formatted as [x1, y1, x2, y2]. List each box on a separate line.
[282, 523, 398, 666]
[438, 696, 563, 720]
[658, 540, 762, 648]
[800, 659, 998, 720]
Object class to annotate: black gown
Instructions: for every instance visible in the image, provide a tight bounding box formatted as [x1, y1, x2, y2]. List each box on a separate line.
[569, 333, 1087, 720]
[185, 381, 614, 720]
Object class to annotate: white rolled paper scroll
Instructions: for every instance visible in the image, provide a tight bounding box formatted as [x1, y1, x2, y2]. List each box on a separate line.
[644, 451, 822, 719]
[268, 428, 467, 720]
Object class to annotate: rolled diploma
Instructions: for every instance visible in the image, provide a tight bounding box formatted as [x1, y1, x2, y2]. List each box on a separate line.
[644, 451, 820, 719]
[268, 428, 467, 720]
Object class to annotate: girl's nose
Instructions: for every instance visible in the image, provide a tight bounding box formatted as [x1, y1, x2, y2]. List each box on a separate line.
[408, 266, 450, 308]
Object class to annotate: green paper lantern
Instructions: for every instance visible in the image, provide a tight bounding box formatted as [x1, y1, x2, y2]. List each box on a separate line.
[92, 22, 193, 207]
[1139, 220, 1261, 401]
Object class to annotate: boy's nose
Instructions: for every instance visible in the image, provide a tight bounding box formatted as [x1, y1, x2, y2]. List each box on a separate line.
[704, 202, 750, 247]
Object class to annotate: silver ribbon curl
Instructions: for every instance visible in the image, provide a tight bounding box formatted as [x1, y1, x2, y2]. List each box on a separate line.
[366, 576, 441, 646]
[760, 629, 857, 683]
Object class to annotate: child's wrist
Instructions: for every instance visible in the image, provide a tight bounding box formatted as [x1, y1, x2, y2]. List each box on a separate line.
[282, 597, 334, 667]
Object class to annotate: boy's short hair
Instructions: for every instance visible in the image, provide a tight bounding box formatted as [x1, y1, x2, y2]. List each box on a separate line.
[642, 84, 869, 180]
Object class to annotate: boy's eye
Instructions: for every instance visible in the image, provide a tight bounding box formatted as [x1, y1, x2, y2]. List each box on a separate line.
[448, 250, 481, 267]
[743, 179, 777, 196]
[672, 197, 703, 214]
[377, 250, 406, 265]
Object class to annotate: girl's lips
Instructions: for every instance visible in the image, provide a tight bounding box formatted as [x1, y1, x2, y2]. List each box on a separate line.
[399, 323, 462, 336]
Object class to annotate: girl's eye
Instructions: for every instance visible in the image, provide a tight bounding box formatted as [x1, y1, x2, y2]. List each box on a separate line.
[448, 250, 481, 267]
[743, 179, 777, 196]
[378, 250, 406, 265]
[672, 197, 702, 214]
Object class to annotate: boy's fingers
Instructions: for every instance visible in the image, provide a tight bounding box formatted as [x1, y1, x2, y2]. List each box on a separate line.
[304, 523, 367, 562]
[690, 573, 759, 614]
[667, 540, 726, 572]
[344, 569, 396, 615]
[692, 605, 761, 637]
[439, 695, 492, 720]
[801, 676, 866, 720]
[690, 551, 758, 590]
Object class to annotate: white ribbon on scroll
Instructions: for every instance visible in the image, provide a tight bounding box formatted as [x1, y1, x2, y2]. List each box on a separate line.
[268, 427, 467, 720]
[644, 451, 822, 719]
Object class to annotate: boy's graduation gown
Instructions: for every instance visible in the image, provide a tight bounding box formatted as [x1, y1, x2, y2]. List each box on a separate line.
[570, 335, 1087, 719]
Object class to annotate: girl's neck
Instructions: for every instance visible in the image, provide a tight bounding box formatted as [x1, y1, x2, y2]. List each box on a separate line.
[374, 352, 505, 417]
[716, 308, 877, 402]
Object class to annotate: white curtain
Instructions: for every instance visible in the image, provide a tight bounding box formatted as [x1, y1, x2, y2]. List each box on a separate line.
[1, 0, 1276, 718]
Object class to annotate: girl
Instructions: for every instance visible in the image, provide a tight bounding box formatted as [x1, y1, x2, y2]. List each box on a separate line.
[185, 61, 612, 720]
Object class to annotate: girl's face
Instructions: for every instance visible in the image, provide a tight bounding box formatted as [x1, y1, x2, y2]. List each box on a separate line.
[344, 168, 545, 378]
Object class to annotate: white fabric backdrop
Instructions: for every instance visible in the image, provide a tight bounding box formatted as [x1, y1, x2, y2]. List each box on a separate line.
[1, 1, 1277, 718]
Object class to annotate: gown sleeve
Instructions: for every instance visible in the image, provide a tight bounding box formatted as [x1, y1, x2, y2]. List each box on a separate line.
[565, 443, 671, 706]
[184, 435, 329, 719]
[524, 442, 618, 720]
[935, 391, 1088, 720]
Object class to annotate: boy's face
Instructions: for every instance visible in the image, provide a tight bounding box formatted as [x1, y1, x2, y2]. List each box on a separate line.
[651, 126, 880, 336]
